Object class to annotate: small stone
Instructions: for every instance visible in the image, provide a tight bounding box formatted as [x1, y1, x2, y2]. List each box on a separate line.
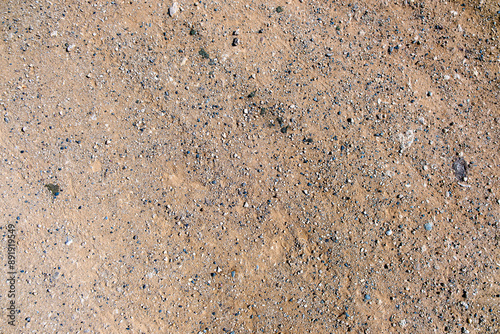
[66, 44, 75, 52]
[232, 38, 239, 46]
[243, 202, 249, 208]
[424, 222, 433, 231]
[65, 238, 73, 245]
[199, 48, 210, 59]
[231, 271, 236, 278]
[45, 183, 60, 197]
[452, 157, 468, 182]
[386, 229, 393, 236]
[364, 294, 371, 301]
[169, 2, 179, 17]
[233, 29, 240, 36]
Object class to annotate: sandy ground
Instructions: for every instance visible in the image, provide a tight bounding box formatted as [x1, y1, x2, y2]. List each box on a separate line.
[0, 0, 499, 333]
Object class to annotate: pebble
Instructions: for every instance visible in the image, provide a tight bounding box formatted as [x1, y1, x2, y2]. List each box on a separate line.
[232, 38, 239, 46]
[364, 294, 371, 301]
[424, 222, 433, 231]
[452, 158, 468, 182]
[386, 229, 393, 236]
[169, 2, 179, 17]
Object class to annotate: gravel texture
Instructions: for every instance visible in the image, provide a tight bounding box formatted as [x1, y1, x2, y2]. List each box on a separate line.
[0, 0, 499, 333]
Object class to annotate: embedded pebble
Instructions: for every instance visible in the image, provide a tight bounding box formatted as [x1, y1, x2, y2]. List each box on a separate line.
[169, 2, 179, 17]
[452, 157, 468, 182]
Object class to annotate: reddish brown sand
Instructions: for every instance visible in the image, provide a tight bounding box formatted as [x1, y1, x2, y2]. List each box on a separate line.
[0, 0, 499, 333]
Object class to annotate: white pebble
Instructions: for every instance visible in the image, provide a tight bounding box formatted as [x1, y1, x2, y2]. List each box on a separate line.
[169, 2, 179, 17]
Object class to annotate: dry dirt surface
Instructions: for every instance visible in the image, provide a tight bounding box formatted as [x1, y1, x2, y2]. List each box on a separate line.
[0, 0, 499, 333]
